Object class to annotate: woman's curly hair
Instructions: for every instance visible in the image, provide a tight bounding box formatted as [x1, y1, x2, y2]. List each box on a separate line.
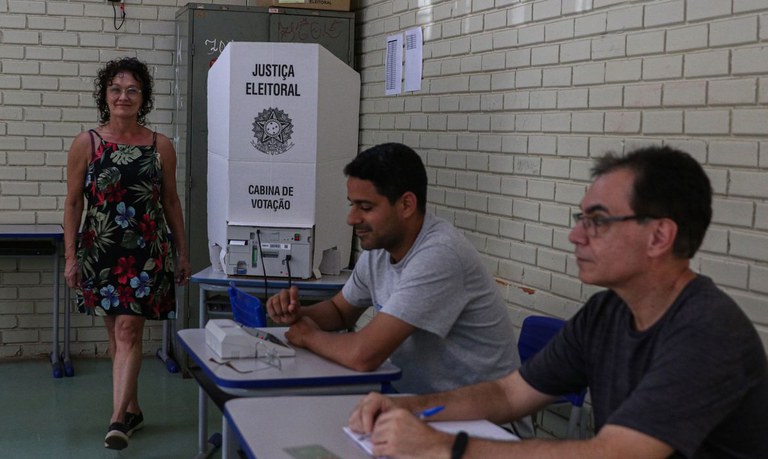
[93, 57, 154, 125]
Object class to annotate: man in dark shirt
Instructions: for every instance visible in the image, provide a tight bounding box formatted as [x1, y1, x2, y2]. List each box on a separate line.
[348, 146, 768, 459]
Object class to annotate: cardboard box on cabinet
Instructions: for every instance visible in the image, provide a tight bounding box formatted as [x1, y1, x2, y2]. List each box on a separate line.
[254, 0, 351, 12]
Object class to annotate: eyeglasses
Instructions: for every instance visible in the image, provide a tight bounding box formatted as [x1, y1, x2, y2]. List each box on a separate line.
[107, 85, 142, 99]
[208, 343, 282, 374]
[256, 341, 282, 371]
[572, 212, 657, 237]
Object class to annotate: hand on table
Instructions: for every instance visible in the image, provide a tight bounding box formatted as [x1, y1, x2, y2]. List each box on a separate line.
[348, 392, 399, 434]
[284, 316, 320, 347]
[266, 286, 302, 324]
[369, 407, 453, 459]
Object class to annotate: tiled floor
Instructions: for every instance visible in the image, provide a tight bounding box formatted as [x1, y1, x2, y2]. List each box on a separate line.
[0, 356, 221, 459]
[0, 355, 588, 458]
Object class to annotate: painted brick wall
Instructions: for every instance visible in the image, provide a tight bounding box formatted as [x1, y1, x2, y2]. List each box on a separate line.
[0, 0, 190, 358]
[354, 0, 768, 348]
[0, 0, 767, 358]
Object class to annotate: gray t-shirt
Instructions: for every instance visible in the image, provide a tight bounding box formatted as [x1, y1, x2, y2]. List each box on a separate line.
[342, 212, 520, 394]
[520, 275, 768, 458]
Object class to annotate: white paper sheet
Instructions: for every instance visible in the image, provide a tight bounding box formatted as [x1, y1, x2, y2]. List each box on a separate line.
[404, 27, 423, 92]
[344, 419, 517, 456]
[385, 34, 403, 96]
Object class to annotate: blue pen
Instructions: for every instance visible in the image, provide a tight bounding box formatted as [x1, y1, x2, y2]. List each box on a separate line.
[417, 405, 445, 419]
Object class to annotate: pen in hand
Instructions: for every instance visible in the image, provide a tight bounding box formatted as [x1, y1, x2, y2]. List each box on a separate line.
[357, 405, 446, 441]
[417, 405, 445, 420]
[357, 405, 445, 442]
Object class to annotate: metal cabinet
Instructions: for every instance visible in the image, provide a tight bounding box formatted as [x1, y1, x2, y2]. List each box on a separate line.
[174, 3, 355, 329]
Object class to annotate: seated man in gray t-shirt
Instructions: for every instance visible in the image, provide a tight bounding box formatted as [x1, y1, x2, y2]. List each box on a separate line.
[266, 144, 524, 409]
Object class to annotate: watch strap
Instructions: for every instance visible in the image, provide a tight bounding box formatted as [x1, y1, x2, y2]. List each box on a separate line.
[451, 431, 469, 459]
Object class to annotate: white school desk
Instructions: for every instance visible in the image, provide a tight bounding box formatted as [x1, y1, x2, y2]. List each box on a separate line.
[225, 395, 520, 459]
[164, 266, 351, 374]
[0, 225, 70, 378]
[226, 395, 372, 459]
[176, 328, 401, 458]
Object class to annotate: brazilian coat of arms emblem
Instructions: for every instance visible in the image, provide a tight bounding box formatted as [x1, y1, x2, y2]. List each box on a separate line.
[251, 107, 294, 155]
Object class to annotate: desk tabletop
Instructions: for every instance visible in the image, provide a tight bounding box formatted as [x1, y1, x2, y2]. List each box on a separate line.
[226, 394, 519, 459]
[190, 266, 350, 290]
[177, 328, 400, 395]
[0, 224, 63, 239]
[225, 395, 372, 459]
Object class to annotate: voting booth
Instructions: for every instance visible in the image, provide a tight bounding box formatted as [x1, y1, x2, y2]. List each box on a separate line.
[207, 42, 360, 278]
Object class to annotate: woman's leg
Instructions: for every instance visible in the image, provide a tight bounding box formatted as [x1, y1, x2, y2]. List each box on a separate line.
[104, 315, 145, 424]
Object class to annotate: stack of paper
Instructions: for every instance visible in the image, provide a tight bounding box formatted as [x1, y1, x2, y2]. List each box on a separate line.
[343, 419, 518, 456]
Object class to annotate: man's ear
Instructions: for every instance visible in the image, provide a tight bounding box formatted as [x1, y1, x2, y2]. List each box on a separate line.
[648, 218, 678, 258]
[399, 191, 419, 218]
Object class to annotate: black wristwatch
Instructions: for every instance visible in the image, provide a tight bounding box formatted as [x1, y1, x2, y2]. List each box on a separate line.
[451, 431, 469, 459]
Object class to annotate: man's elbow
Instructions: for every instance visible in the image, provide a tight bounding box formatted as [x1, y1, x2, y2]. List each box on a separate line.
[346, 350, 386, 372]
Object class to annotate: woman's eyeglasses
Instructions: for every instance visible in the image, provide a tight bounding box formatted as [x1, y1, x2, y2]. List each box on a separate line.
[108, 85, 142, 99]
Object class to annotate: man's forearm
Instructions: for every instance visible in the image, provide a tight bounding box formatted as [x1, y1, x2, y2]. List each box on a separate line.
[301, 328, 385, 372]
[300, 299, 349, 330]
[408, 379, 515, 423]
[462, 437, 597, 459]
[458, 425, 672, 459]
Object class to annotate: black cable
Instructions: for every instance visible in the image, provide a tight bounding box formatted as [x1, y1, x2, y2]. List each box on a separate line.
[256, 230, 267, 299]
[285, 255, 292, 288]
[112, 2, 126, 30]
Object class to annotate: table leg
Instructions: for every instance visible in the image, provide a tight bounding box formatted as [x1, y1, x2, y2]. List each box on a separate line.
[222, 414, 238, 459]
[55, 241, 74, 377]
[198, 386, 208, 455]
[50, 249, 62, 378]
[199, 284, 207, 327]
[193, 385, 223, 459]
[156, 319, 180, 373]
[62, 283, 74, 377]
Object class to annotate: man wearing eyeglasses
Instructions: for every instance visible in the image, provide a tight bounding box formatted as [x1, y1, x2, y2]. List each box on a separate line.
[349, 146, 768, 458]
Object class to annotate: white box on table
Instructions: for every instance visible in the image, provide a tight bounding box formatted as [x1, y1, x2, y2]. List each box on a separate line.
[205, 318, 258, 359]
[205, 319, 296, 358]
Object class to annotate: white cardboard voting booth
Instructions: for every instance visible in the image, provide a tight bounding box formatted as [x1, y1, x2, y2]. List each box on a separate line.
[207, 42, 360, 278]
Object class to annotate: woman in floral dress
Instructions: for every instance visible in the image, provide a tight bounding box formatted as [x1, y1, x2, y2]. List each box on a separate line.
[63, 57, 191, 450]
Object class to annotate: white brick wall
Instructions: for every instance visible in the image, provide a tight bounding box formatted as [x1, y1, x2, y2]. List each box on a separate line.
[354, 0, 768, 349]
[1, 0, 768, 357]
[0, 0, 200, 358]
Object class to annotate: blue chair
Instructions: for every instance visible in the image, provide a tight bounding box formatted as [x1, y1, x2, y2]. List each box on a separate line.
[518, 315, 588, 439]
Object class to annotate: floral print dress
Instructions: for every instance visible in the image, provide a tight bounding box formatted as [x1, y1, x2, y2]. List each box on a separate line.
[75, 129, 177, 320]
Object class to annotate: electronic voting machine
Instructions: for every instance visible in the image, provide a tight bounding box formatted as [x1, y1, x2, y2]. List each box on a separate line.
[205, 319, 295, 359]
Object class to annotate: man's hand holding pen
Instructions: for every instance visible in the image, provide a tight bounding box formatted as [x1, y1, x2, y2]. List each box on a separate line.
[348, 393, 454, 458]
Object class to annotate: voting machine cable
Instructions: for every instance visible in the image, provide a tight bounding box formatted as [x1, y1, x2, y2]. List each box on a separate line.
[256, 230, 268, 299]
[285, 255, 292, 288]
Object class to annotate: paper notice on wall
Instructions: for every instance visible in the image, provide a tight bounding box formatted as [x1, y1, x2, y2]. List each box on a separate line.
[404, 27, 423, 92]
[385, 34, 403, 95]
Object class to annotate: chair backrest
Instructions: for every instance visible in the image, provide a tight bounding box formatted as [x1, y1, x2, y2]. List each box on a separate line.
[517, 315, 586, 407]
[518, 315, 566, 363]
